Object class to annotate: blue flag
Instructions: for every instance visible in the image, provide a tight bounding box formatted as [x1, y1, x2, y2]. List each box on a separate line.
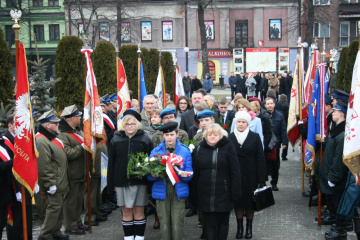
[324, 69, 329, 95]
[140, 61, 147, 111]
[100, 152, 108, 193]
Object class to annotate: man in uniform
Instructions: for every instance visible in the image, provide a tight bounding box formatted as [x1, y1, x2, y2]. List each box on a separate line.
[58, 105, 87, 235]
[332, 89, 349, 107]
[36, 110, 70, 240]
[101, 95, 116, 147]
[152, 108, 189, 147]
[108, 93, 118, 128]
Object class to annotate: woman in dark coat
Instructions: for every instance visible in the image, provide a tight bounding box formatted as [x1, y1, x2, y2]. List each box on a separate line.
[229, 111, 267, 239]
[194, 123, 241, 240]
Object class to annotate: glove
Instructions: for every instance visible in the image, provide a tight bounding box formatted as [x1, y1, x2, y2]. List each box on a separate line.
[47, 185, 57, 195]
[35, 184, 40, 194]
[16, 192, 22, 202]
[328, 181, 335, 188]
[298, 121, 304, 125]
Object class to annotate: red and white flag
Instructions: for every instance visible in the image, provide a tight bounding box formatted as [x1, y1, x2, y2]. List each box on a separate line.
[174, 65, 185, 104]
[82, 49, 106, 156]
[303, 50, 320, 105]
[343, 49, 360, 184]
[116, 57, 131, 125]
[154, 65, 167, 109]
[13, 43, 39, 196]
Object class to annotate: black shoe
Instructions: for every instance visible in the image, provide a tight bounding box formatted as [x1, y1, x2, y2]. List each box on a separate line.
[236, 218, 243, 239]
[96, 216, 107, 222]
[84, 220, 99, 226]
[325, 229, 347, 240]
[245, 219, 252, 239]
[185, 209, 197, 217]
[322, 215, 336, 225]
[53, 234, 69, 240]
[65, 228, 85, 235]
[185, 199, 191, 209]
[329, 221, 353, 232]
[282, 158, 288, 161]
[272, 185, 279, 191]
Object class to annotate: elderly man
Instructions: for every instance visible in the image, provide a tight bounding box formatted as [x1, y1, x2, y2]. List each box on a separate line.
[182, 72, 191, 98]
[141, 95, 157, 128]
[36, 110, 70, 240]
[58, 105, 87, 235]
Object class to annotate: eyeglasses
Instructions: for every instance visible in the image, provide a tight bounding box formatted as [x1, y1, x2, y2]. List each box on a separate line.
[163, 116, 175, 120]
[179, 102, 187, 105]
[125, 123, 136, 127]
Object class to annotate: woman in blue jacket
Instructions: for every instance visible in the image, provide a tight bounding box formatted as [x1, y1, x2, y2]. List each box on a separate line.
[147, 122, 193, 240]
[203, 73, 213, 93]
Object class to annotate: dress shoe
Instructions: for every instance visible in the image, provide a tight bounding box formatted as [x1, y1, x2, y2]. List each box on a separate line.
[84, 220, 99, 226]
[322, 215, 336, 225]
[185, 209, 197, 217]
[185, 200, 191, 209]
[96, 216, 107, 222]
[78, 224, 89, 231]
[65, 228, 85, 235]
[271, 185, 279, 191]
[329, 221, 353, 232]
[282, 157, 288, 161]
[325, 228, 347, 240]
[53, 234, 69, 240]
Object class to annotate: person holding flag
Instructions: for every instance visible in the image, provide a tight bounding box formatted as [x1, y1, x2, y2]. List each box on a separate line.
[36, 110, 70, 240]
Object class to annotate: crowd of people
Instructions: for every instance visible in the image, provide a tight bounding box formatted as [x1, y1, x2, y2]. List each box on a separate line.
[1, 67, 357, 240]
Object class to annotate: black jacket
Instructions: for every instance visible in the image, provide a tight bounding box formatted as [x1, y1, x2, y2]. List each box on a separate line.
[268, 110, 288, 147]
[183, 76, 191, 91]
[257, 109, 273, 152]
[191, 78, 202, 92]
[254, 74, 262, 91]
[194, 137, 241, 212]
[281, 102, 289, 126]
[279, 76, 286, 94]
[229, 131, 267, 208]
[260, 77, 269, 92]
[237, 76, 246, 93]
[107, 130, 153, 192]
[285, 76, 293, 95]
[104, 112, 116, 147]
[0, 137, 15, 206]
[216, 110, 235, 128]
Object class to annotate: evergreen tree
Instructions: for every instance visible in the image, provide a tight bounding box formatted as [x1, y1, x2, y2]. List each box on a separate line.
[161, 51, 174, 100]
[54, 36, 84, 110]
[28, 58, 58, 116]
[336, 47, 348, 91]
[0, 28, 15, 105]
[93, 41, 116, 96]
[343, 40, 359, 93]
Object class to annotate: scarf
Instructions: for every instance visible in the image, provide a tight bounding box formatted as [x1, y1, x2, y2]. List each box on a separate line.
[151, 123, 164, 130]
[234, 127, 249, 145]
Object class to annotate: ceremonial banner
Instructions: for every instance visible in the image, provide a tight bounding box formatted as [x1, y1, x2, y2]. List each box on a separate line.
[175, 65, 185, 104]
[343, 50, 360, 184]
[82, 48, 106, 156]
[154, 66, 167, 108]
[116, 58, 131, 123]
[139, 61, 147, 111]
[13, 43, 39, 196]
[287, 52, 300, 146]
[100, 152, 108, 192]
[303, 50, 319, 104]
[324, 68, 330, 95]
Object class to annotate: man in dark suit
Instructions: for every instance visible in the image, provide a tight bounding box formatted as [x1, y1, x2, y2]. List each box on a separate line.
[216, 97, 235, 128]
[254, 72, 262, 98]
[279, 73, 287, 95]
[260, 73, 268, 102]
[237, 72, 247, 98]
[180, 90, 205, 132]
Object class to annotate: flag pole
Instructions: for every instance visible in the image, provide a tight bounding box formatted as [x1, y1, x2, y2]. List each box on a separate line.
[82, 35, 92, 233]
[137, 44, 141, 113]
[11, 10, 28, 240]
[115, 41, 119, 125]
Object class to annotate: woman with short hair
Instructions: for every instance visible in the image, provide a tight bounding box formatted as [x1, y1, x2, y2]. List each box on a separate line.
[175, 96, 191, 126]
[107, 110, 153, 240]
[194, 123, 241, 240]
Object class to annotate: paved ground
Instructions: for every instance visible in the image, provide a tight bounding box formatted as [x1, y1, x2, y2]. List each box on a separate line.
[3, 143, 357, 240]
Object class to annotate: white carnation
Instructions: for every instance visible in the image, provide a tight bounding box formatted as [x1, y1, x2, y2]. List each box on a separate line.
[144, 157, 149, 162]
[189, 144, 195, 153]
[150, 157, 156, 162]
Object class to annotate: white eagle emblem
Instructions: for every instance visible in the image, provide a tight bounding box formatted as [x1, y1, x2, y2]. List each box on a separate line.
[15, 93, 31, 142]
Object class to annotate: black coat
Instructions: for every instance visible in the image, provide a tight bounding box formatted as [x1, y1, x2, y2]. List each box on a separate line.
[180, 108, 219, 133]
[254, 74, 262, 91]
[268, 110, 288, 147]
[260, 77, 269, 92]
[194, 137, 241, 212]
[237, 76, 246, 93]
[0, 137, 14, 207]
[183, 76, 191, 92]
[285, 76, 293, 95]
[257, 109, 273, 152]
[279, 77, 286, 94]
[229, 131, 267, 208]
[261, 101, 283, 114]
[191, 78, 202, 92]
[281, 102, 289, 126]
[107, 130, 153, 192]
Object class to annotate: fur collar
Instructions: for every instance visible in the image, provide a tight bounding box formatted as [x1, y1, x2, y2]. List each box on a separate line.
[38, 124, 57, 141]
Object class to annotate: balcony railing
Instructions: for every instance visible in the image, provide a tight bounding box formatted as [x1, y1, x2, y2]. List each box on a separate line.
[339, 2, 360, 16]
[228, 37, 254, 48]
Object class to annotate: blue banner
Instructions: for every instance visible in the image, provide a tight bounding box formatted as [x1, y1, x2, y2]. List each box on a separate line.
[324, 70, 329, 95]
[140, 61, 147, 111]
[101, 152, 108, 193]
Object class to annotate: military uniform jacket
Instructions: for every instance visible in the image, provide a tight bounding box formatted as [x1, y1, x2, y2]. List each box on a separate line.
[36, 125, 69, 194]
[152, 128, 189, 147]
[58, 119, 85, 183]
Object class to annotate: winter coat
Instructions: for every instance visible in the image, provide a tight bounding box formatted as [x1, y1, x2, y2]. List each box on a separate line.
[103, 112, 116, 146]
[337, 171, 360, 218]
[36, 125, 69, 194]
[318, 121, 347, 195]
[281, 102, 289, 126]
[0, 137, 14, 206]
[260, 77, 269, 92]
[269, 78, 279, 92]
[330, 73, 337, 89]
[267, 110, 288, 147]
[191, 78, 203, 92]
[279, 77, 286, 94]
[245, 78, 257, 97]
[230, 111, 264, 146]
[238, 76, 246, 94]
[58, 119, 85, 182]
[254, 74, 262, 91]
[203, 77, 213, 92]
[107, 130, 153, 193]
[229, 131, 267, 208]
[144, 124, 158, 140]
[194, 137, 241, 212]
[285, 76, 293, 96]
[147, 139, 193, 200]
[257, 108, 273, 152]
[228, 76, 238, 86]
[182, 76, 191, 92]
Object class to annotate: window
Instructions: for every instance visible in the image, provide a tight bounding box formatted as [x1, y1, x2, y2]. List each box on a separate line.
[49, 24, 60, 41]
[313, 22, 330, 38]
[34, 25, 45, 41]
[339, 22, 350, 47]
[48, 0, 59, 7]
[235, 20, 248, 46]
[33, 0, 43, 7]
[313, 0, 330, 5]
[5, 25, 13, 43]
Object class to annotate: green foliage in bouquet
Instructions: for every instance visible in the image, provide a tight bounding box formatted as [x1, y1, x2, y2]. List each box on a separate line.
[127, 152, 166, 179]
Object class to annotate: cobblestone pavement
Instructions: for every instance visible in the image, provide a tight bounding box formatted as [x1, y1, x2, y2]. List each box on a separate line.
[2, 144, 357, 240]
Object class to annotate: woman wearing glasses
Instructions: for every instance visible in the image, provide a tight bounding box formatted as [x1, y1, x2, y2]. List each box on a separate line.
[107, 110, 153, 240]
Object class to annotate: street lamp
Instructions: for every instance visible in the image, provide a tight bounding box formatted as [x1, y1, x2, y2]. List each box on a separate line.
[184, 46, 189, 72]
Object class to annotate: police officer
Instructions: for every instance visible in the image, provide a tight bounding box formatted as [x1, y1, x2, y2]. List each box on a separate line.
[152, 108, 189, 147]
[58, 105, 87, 235]
[101, 95, 116, 147]
[37, 110, 70, 240]
[108, 93, 118, 129]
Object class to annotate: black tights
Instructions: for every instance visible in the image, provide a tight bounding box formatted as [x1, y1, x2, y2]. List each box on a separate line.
[235, 207, 254, 220]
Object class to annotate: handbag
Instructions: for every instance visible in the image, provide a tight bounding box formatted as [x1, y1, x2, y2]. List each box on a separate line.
[266, 148, 277, 161]
[253, 186, 275, 211]
[267, 131, 279, 152]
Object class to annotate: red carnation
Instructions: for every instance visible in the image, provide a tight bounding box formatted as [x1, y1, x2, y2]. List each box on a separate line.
[161, 159, 167, 165]
[224, 125, 228, 129]
[167, 153, 171, 156]
[153, 155, 158, 157]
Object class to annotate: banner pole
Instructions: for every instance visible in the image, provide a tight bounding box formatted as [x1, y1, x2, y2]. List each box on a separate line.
[137, 44, 141, 113]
